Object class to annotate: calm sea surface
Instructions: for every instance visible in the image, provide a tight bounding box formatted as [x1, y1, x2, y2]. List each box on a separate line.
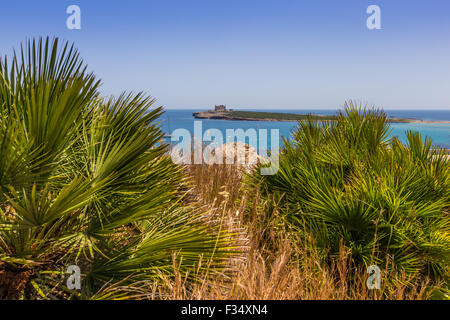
[160, 109, 450, 149]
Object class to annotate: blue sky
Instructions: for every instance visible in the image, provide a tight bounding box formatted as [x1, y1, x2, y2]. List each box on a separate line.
[0, 0, 449, 110]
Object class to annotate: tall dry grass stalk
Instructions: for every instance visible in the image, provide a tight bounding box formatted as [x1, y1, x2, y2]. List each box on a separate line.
[147, 162, 435, 300]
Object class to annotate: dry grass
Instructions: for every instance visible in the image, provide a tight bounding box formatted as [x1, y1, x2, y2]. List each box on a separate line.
[146, 162, 436, 300]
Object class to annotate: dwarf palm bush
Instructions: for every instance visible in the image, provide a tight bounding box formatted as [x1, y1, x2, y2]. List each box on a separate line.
[247, 102, 450, 284]
[0, 37, 233, 299]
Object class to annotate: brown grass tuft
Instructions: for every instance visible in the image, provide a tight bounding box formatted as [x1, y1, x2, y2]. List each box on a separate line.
[146, 162, 435, 300]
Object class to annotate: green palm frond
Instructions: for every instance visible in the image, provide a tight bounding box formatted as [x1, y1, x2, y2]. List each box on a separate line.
[0, 37, 235, 300]
[246, 100, 450, 287]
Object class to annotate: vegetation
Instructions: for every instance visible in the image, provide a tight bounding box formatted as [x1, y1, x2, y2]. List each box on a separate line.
[0, 38, 234, 299]
[149, 163, 436, 300]
[0, 38, 448, 300]
[246, 103, 450, 293]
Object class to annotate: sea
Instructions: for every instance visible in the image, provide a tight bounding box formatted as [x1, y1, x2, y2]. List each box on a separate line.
[160, 109, 450, 150]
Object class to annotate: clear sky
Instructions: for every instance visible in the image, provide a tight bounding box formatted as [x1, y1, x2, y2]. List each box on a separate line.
[0, 0, 449, 110]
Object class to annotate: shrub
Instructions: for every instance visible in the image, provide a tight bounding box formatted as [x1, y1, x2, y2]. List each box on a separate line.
[0, 37, 233, 299]
[246, 102, 450, 285]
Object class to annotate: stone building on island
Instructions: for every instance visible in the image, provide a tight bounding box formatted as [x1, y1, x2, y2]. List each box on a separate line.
[214, 105, 227, 112]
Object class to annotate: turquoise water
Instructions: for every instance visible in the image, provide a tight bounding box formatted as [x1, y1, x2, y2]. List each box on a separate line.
[390, 122, 450, 148]
[161, 109, 450, 149]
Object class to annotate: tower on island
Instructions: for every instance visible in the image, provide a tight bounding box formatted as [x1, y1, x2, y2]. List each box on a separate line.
[214, 105, 227, 112]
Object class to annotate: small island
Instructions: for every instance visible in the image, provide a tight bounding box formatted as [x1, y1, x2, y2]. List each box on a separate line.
[193, 105, 450, 123]
[193, 105, 336, 122]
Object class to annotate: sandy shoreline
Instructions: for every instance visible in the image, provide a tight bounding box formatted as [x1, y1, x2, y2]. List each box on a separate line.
[403, 120, 450, 124]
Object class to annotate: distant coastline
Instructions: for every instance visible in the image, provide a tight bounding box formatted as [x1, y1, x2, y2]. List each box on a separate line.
[192, 110, 450, 124]
[193, 110, 334, 122]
